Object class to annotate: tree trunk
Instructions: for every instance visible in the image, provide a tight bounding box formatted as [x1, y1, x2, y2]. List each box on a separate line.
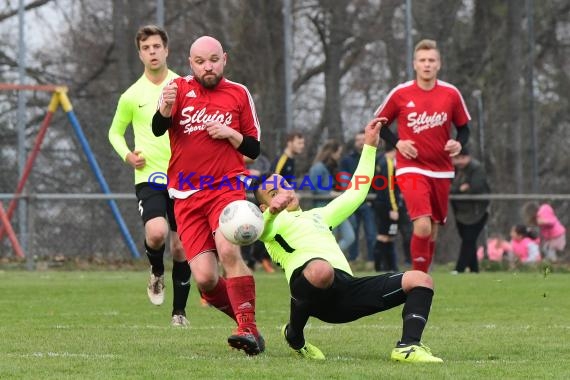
[507, 0, 524, 194]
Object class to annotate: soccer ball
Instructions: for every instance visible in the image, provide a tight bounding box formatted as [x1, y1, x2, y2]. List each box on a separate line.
[218, 200, 265, 245]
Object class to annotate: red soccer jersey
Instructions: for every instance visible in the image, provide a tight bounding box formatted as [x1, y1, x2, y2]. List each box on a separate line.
[160, 76, 261, 198]
[375, 80, 470, 178]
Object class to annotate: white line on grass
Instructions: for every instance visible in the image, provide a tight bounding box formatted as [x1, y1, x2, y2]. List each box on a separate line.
[7, 352, 118, 359]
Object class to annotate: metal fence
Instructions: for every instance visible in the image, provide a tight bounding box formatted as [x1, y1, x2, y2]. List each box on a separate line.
[1, 192, 569, 268]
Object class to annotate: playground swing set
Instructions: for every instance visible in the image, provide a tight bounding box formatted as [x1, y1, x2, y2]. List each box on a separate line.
[0, 83, 140, 259]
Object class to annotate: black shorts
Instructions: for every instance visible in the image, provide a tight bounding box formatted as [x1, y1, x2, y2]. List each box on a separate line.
[290, 266, 406, 324]
[375, 202, 399, 236]
[135, 183, 177, 231]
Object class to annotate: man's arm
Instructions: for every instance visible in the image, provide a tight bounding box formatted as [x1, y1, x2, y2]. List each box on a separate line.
[237, 136, 260, 159]
[321, 118, 382, 228]
[321, 145, 376, 228]
[258, 210, 278, 241]
[152, 110, 171, 137]
[153, 79, 178, 136]
[455, 124, 470, 147]
[380, 126, 399, 149]
[108, 96, 133, 161]
[444, 124, 470, 157]
[258, 188, 296, 241]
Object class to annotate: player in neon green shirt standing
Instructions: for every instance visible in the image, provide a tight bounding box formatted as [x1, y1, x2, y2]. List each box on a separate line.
[254, 118, 443, 363]
[108, 25, 191, 326]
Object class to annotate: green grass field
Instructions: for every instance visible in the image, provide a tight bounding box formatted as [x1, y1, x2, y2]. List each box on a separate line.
[1, 269, 569, 379]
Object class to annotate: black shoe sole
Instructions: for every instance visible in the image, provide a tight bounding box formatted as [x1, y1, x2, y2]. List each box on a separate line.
[228, 335, 262, 356]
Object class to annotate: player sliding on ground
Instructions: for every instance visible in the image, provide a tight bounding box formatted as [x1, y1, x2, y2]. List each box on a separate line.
[254, 118, 443, 363]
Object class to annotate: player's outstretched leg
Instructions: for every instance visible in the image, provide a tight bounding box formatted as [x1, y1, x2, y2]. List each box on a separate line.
[226, 275, 265, 356]
[281, 324, 325, 360]
[391, 271, 442, 363]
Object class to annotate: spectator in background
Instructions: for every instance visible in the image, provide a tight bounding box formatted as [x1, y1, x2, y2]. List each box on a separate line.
[308, 139, 355, 252]
[450, 147, 490, 273]
[244, 153, 275, 273]
[372, 144, 400, 272]
[522, 202, 566, 262]
[477, 234, 512, 262]
[271, 131, 305, 182]
[340, 130, 377, 265]
[398, 200, 413, 266]
[509, 224, 541, 264]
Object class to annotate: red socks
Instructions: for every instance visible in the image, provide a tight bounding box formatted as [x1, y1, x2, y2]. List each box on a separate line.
[226, 275, 258, 336]
[201, 277, 236, 322]
[411, 234, 431, 272]
[429, 239, 436, 269]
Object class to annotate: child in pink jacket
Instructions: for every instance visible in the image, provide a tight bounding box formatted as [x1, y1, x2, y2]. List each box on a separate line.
[509, 224, 541, 263]
[477, 234, 512, 262]
[523, 202, 566, 262]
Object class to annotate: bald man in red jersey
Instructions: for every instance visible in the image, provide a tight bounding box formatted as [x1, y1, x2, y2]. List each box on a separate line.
[152, 36, 263, 356]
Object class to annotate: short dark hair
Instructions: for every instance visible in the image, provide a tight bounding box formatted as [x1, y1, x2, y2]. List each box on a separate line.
[286, 131, 304, 143]
[135, 25, 169, 50]
[513, 224, 538, 240]
[252, 179, 267, 206]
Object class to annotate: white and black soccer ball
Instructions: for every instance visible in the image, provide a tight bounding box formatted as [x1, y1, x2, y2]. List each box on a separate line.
[219, 200, 264, 245]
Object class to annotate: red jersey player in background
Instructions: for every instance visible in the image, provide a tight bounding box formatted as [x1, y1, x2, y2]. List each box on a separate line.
[374, 39, 471, 272]
[152, 36, 264, 355]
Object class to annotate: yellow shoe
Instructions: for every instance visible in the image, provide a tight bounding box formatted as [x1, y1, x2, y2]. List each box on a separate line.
[281, 324, 325, 360]
[391, 343, 443, 363]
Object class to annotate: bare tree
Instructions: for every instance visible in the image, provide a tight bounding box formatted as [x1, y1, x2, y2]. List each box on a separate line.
[2, 0, 569, 261]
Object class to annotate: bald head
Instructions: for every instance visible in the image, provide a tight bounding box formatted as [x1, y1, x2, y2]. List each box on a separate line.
[189, 36, 226, 88]
[190, 36, 224, 57]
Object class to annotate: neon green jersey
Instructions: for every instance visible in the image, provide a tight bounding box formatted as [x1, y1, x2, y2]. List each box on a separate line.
[108, 70, 178, 185]
[259, 144, 377, 283]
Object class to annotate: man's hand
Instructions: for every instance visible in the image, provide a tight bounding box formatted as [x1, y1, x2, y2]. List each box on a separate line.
[159, 82, 177, 117]
[126, 150, 145, 169]
[445, 139, 462, 157]
[268, 192, 293, 214]
[206, 121, 238, 140]
[389, 210, 399, 221]
[364, 117, 387, 147]
[395, 140, 418, 159]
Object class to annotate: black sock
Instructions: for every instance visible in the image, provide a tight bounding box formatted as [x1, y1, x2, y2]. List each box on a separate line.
[145, 241, 165, 276]
[400, 286, 434, 345]
[172, 260, 191, 316]
[374, 241, 392, 271]
[283, 322, 306, 350]
[286, 273, 332, 349]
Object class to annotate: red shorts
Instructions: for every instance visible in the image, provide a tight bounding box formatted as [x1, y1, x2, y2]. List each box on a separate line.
[174, 186, 246, 260]
[396, 173, 451, 224]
